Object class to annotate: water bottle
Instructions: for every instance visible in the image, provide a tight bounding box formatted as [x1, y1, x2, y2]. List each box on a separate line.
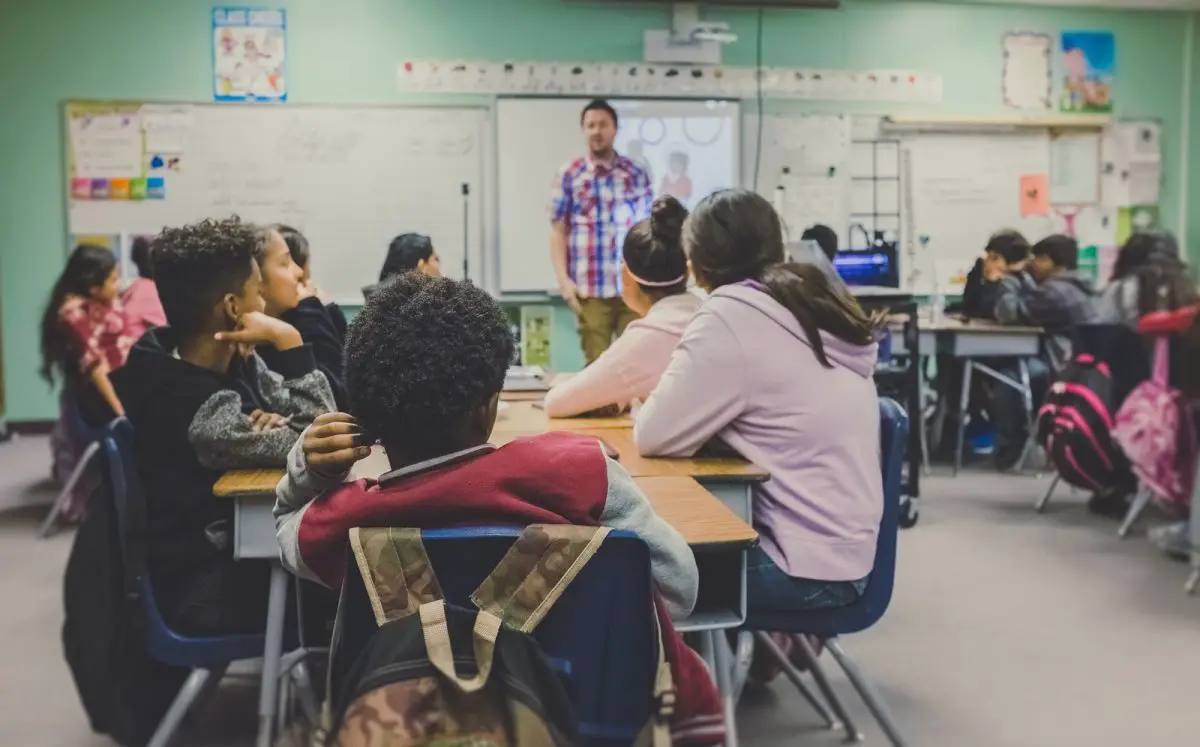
[929, 287, 946, 326]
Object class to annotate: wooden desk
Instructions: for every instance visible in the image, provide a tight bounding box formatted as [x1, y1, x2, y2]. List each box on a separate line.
[490, 428, 769, 482]
[498, 390, 546, 403]
[493, 400, 632, 432]
[217, 452, 757, 744]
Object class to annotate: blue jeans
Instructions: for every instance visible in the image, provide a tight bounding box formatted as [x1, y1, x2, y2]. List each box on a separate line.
[746, 545, 868, 616]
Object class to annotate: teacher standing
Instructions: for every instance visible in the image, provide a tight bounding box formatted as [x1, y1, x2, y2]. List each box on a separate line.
[550, 99, 654, 363]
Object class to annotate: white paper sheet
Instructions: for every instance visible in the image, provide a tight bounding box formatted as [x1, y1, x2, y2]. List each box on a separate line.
[1049, 133, 1100, 204]
[1002, 33, 1053, 109]
[140, 104, 193, 153]
[1102, 121, 1162, 207]
[70, 113, 143, 179]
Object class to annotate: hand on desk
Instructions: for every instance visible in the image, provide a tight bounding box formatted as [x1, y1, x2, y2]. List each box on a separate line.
[303, 412, 374, 474]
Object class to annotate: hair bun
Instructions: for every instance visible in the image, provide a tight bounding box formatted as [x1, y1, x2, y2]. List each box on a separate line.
[650, 195, 687, 245]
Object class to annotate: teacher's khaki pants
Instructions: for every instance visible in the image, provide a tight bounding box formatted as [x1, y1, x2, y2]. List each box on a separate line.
[577, 296, 638, 364]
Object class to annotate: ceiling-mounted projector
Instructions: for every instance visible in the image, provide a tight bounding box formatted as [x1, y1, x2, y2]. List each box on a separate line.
[684, 22, 737, 45]
[644, 3, 739, 64]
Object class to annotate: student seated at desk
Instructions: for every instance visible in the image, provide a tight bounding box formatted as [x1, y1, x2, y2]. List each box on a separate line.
[274, 274, 725, 744]
[41, 244, 133, 513]
[959, 229, 1031, 320]
[121, 236, 167, 341]
[107, 217, 335, 636]
[256, 225, 349, 409]
[275, 223, 349, 335]
[544, 195, 702, 417]
[361, 232, 441, 300]
[1095, 231, 1197, 326]
[995, 234, 1097, 360]
[633, 189, 883, 621]
[988, 235, 1097, 467]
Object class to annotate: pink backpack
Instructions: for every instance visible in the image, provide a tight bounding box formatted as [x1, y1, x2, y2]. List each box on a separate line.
[1112, 337, 1194, 510]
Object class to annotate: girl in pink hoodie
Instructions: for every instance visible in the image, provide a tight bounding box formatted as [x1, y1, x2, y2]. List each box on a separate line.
[636, 188, 884, 620]
[544, 195, 702, 417]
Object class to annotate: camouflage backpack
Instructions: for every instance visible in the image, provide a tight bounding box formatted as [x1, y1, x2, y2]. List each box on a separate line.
[324, 525, 674, 747]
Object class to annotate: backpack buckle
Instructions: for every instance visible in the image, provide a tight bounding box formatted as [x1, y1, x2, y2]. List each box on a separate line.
[656, 689, 676, 719]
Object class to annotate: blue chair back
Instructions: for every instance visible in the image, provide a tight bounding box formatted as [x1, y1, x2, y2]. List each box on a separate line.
[333, 528, 657, 746]
[102, 418, 264, 668]
[748, 396, 909, 636]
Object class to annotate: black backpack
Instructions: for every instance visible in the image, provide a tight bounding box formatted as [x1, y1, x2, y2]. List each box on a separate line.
[62, 441, 186, 747]
[1036, 353, 1130, 491]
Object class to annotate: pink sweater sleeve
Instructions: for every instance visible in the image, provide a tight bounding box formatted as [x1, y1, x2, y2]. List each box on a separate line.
[634, 309, 745, 457]
[543, 321, 673, 418]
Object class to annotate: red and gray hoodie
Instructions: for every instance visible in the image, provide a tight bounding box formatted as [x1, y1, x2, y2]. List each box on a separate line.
[273, 430, 725, 745]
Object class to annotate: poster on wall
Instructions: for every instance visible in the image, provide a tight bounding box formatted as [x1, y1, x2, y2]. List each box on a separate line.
[212, 7, 287, 102]
[1060, 31, 1114, 114]
[1002, 33, 1052, 110]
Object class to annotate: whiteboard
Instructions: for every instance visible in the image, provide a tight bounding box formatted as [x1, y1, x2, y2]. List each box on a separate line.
[903, 132, 1059, 294]
[67, 104, 489, 304]
[496, 97, 740, 293]
[742, 113, 853, 244]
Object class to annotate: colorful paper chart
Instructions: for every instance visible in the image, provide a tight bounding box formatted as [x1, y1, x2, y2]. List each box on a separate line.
[146, 177, 166, 199]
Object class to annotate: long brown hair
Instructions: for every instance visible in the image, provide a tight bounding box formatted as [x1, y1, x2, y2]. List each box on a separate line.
[39, 244, 117, 384]
[684, 188, 879, 368]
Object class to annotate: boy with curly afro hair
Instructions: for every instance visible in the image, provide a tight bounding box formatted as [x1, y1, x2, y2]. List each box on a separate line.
[274, 273, 727, 744]
[107, 216, 335, 635]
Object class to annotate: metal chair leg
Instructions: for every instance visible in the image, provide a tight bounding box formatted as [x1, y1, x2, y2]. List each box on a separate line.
[731, 631, 753, 703]
[825, 638, 910, 747]
[1186, 568, 1200, 596]
[40, 440, 100, 538]
[1035, 473, 1061, 513]
[146, 668, 213, 747]
[754, 632, 838, 730]
[711, 630, 740, 747]
[794, 635, 862, 741]
[1118, 485, 1154, 538]
[1014, 359, 1036, 473]
[290, 660, 321, 726]
[954, 360, 974, 476]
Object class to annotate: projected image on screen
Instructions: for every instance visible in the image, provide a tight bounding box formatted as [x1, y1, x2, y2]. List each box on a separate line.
[495, 97, 740, 292]
[614, 101, 737, 211]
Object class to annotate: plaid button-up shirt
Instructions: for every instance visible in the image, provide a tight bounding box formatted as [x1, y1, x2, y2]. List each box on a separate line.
[550, 153, 653, 299]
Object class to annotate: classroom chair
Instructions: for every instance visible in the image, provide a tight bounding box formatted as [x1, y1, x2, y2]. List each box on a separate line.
[102, 418, 318, 747]
[40, 396, 108, 538]
[332, 527, 660, 747]
[745, 397, 910, 747]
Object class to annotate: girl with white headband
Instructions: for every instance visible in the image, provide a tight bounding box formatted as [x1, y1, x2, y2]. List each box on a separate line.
[543, 195, 702, 417]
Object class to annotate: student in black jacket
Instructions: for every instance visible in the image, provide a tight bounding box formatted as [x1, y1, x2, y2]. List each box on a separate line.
[959, 230, 1031, 319]
[108, 217, 335, 635]
[257, 225, 349, 409]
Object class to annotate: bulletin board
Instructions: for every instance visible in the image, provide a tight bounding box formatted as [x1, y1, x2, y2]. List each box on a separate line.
[64, 101, 491, 304]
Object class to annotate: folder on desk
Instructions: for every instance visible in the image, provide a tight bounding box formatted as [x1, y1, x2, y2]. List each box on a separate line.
[504, 365, 550, 392]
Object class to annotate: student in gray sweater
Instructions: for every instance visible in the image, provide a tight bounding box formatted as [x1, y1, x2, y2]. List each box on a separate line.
[108, 217, 335, 635]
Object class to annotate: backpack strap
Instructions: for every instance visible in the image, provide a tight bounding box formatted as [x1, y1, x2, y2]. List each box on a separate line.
[349, 527, 444, 625]
[632, 617, 675, 747]
[471, 524, 611, 633]
[418, 600, 502, 694]
[1153, 335, 1170, 385]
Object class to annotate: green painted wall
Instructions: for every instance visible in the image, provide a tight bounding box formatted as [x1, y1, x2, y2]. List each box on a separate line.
[0, 0, 1192, 421]
[1190, 17, 1200, 266]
